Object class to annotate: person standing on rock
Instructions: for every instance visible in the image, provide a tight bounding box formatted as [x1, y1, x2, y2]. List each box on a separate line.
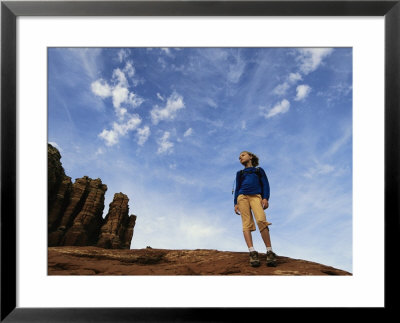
[233, 151, 277, 267]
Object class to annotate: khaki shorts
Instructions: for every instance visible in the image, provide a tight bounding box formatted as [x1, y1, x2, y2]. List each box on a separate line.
[237, 194, 271, 232]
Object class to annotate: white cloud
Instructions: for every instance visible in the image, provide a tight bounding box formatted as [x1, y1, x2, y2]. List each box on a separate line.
[91, 79, 112, 98]
[171, 64, 185, 73]
[123, 61, 135, 78]
[157, 93, 165, 101]
[157, 131, 174, 154]
[118, 49, 130, 63]
[92, 68, 143, 118]
[98, 128, 119, 146]
[95, 147, 105, 155]
[127, 92, 144, 108]
[112, 68, 128, 87]
[295, 84, 312, 101]
[111, 85, 129, 109]
[92, 59, 146, 149]
[158, 57, 167, 69]
[136, 126, 151, 146]
[116, 106, 128, 120]
[206, 98, 218, 108]
[241, 121, 247, 130]
[261, 99, 291, 119]
[317, 83, 353, 107]
[161, 48, 171, 55]
[68, 48, 102, 80]
[324, 126, 352, 158]
[273, 82, 290, 95]
[304, 162, 335, 179]
[273, 73, 303, 97]
[98, 114, 142, 146]
[115, 114, 142, 135]
[289, 72, 302, 83]
[297, 48, 334, 74]
[183, 128, 193, 137]
[227, 55, 246, 83]
[151, 92, 185, 124]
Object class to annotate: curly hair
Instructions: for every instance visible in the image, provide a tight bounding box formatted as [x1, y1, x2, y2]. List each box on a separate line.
[241, 151, 259, 167]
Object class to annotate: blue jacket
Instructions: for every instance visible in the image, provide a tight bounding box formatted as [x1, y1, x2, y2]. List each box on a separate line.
[234, 167, 270, 205]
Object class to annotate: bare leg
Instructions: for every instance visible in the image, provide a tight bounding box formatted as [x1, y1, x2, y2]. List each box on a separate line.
[260, 227, 272, 248]
[243, 231, 254, 248]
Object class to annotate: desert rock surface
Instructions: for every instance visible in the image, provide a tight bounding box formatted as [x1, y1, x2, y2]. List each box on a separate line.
[48, 246, 351, 276]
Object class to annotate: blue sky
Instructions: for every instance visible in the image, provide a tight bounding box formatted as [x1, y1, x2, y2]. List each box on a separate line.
[48, 47, 352, 272]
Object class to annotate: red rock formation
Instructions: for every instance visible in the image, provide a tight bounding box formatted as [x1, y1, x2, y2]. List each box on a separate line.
[47, 143, 136, 249]
[97, 193, 137, 249]
[123, 215, 137, 249]
[48, 176, 72, 233]
[48, 144, 65, 201]
[48, 144, 72, 232]
[49, 176, 92, 246]
[61, 177, 107, 246]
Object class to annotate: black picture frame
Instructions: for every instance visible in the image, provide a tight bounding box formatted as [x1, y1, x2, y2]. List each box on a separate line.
[1, 0, 399, 321]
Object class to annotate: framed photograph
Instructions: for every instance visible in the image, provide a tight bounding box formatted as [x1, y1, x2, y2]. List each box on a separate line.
[2, 0, 399, 321]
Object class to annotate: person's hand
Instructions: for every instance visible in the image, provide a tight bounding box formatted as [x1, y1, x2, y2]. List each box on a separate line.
[262, 199, 269, 210]
[234, 204, 240, 215]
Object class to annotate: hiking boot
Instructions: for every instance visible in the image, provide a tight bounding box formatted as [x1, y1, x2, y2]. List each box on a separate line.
[266, 250, 277, 267]
[249, 251, 260, 267]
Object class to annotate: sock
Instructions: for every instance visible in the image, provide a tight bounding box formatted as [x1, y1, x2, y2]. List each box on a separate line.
[249, 247, 256, 252]
[267, 247, 273, 252]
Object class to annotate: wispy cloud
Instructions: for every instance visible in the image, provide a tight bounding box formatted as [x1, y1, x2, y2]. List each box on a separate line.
[295, 84, 312, 101]
[157, 131, 174, 154]
[288, 72, 302, 83]
[112, 85, 129, 110]
[227, 54, 246, 83]
[91, 65, 144, 120]
[273, 73, 302, 97]
[158, 57, 167, 70]
[273, 82, 290, 96]
[317, 83, 353, 106]
[123, 61, 135, 78]
[98, 114, 142, 146]
[68, 48, 103, 80]
[260, 99, 291, 119]
[304, 162, 335, 178]
[206, 98, 218, 108]
[136, 126, 151, 146]
[112, 68, 128, 87]
[157, 93, 165, 101]
[95, 147, 105, 156]
[150, 92, 185, 125]
[161, 48, 172, 56]
[323, 125, 352, 158]
[127, 92, 144, 108]
[91, 79, 112, 98]
[183, 128, 193, 137]
[297, 48, 334, 74]
[118, 48, 130, 63]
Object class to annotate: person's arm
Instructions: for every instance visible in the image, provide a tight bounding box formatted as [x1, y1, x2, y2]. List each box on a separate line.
[259, 168, 270, 209]
[234, 171, 241, 206]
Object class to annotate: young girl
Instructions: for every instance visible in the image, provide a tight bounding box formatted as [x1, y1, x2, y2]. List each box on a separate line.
[234, 151, 277, 267]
